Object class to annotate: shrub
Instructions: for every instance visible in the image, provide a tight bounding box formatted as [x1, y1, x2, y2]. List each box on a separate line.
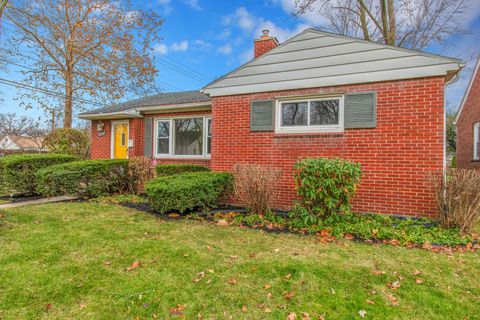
[431, 168, 480, 234]
[293, 157, 362, 217]
[155, 164, 210, 176]
[233, 163, 281, 215]
[126, 157, 156, 194]
[35, 159, 129, 198]
[0, 154, 76, 195]
[43, 128, 90, 159]
[145, 171, 233, 213]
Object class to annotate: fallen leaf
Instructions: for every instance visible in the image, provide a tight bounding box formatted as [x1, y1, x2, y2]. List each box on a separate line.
[217, 219, 229, 226]
[79, 303, 87, 309]
[241, 305, 247, 313]
[208, 269, 215, 273]
[413, 269, 422, 275]
[387, 281, 401, 290]
[359, 310, 367, 318]
[366, 300, 375, 305]
[249, 253, 257, 258]
[168, 213, 180, 218]
[372, 270, 386, 275]
[264, 308, 272, 313]
[267, 292, 272, 299]
[286, 312, 297, 320]
[329, 288, 336, 295]
[264, 284, 271, 289]
[284, 273, 292, 280]
[104, 261, 112, 266]
[227, 278, 237, 285]
[318, 314, 326, 320]
[170, 304, 186, 317]
[300, 311, 311, 320]
[385, 293, 399, 306]
[274, 248, 280, 253]
[45, 304, 53, 313]
[415, 278, 424, 284]
[284, 291, 295, 300]
[126, 260, 141, 272]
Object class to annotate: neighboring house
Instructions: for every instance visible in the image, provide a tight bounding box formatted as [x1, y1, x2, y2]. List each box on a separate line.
[0, 134, 45, 155]
[456, 56, 480, 169]
[79, 28, 463, 217]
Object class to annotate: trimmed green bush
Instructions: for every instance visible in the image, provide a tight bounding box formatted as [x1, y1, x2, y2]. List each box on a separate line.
[155, 164, 210, 176]
[35, 159, 129, 198]
[145, 171, 233, 213]
[294, 157, 362, 217]
[0, 154, 76, 195]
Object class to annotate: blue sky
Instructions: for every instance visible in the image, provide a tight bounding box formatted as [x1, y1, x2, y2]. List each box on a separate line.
[1, 0, 479, 122]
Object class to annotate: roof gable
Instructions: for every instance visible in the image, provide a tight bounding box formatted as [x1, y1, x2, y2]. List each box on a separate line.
[456, 56, 480, 123]
[203, 28, 463, 97]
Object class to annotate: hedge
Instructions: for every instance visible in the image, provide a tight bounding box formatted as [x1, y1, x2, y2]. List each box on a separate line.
[145, 171, 233, 213]
[35, 159, 129, 198]
[156, 164, 210, 176]
[0, 154, 76, 195]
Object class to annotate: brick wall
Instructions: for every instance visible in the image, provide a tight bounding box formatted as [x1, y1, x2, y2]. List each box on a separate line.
[90, 110, 211, 167]
[254, 38, 278, 58]
[210, 77, 446, 217]
[456, 67, 480, 169]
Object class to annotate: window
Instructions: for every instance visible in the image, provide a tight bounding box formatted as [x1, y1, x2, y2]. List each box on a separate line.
[206, 118, 212, 155]
[276, 96, 343, 133]
[157, 120, 170, 154]
[474, 123, 479, 160]
[121, 132, 126, 146]
[154, 116, 211, 158]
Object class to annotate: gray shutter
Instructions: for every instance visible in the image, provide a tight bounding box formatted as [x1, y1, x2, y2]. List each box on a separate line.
[345, 92, 376, 129]
[250, 100, 274, 131]
[144, 118, 154, 158]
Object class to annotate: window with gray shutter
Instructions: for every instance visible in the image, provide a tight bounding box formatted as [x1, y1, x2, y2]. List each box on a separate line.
[344, 92, 376, 129]
[144, 118, 154, 157]
[251, 100, 274, 131]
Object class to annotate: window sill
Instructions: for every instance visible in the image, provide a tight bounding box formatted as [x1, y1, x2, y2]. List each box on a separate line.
[154, 155, 211, 160]
[274, 132, 345, 139]
[472, 158, 479, 162]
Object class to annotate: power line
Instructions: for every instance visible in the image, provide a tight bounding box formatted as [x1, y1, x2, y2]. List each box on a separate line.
[157, 52, 212, 82]
[0, 77, 106, 106]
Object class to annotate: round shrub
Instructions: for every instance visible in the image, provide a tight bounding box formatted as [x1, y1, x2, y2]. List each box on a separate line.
[35, 159, 129, 198]
[43, 128, 90, 159]
[0, 154, 76, 195]
[294, 157, 362, 217]
[156, 164, 210, 176]
[145, 171, 233, 213]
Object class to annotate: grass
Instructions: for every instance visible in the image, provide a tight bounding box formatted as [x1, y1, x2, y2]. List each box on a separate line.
[0, 202, 479, 319]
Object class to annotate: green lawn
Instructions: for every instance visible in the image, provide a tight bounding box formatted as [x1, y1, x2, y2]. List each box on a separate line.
[0, 203, 479, 319]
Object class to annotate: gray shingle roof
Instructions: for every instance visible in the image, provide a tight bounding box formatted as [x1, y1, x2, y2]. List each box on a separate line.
[80, 90, 210, 116]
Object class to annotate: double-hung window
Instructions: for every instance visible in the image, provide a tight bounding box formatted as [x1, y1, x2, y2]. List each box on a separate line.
[155, 116, 211, 158]
[276, 96, 344, 133]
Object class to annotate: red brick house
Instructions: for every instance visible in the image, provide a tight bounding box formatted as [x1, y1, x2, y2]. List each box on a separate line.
[80, 29, 463, 217]
[456, 56, 480, 169]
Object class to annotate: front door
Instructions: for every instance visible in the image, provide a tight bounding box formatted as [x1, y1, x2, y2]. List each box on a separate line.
[113, 122, 128, 159]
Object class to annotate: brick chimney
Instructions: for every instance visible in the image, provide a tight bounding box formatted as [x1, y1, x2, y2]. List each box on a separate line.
[254, 30, 279, 58]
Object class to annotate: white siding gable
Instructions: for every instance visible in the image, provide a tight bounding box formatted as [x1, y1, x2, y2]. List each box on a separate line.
[203, 29, 463, 97]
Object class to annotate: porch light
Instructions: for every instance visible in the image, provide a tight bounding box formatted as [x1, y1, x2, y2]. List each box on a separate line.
[96, 120, 105, 132]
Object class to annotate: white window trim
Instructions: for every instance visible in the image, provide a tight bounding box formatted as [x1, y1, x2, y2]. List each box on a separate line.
[275, 95, 344, 134]
[154, 115, 211, 159]
[474, 122, 479, 160]
[110, 120, 129, 159]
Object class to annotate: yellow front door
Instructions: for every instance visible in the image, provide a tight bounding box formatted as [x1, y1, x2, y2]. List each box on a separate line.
[113, 123, 128, 159]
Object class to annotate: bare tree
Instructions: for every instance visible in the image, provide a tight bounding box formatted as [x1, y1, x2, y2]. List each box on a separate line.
[0, 113, 47, 151]
[4, 0, 163, 128]
[294, 0, 470, 50]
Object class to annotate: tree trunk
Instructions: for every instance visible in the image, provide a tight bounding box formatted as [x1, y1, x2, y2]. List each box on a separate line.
[387, 0, 396, 45]
[64, 71, 73, 128]
[359, 4, 370, 41]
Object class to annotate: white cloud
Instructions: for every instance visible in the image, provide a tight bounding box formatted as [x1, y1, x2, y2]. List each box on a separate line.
[268, 0, 329, 26]
[184, 0, 202, 11]
[157, 0, 170, 4]
[239, 48, 254, 63]
[157, 0, 173, 15]
[171, 40, 189, 52]
[218, 43, 233, 55]
[193, 39, 213, 51]
[154, 43, 168, 54]
[154, 40, 189, 55]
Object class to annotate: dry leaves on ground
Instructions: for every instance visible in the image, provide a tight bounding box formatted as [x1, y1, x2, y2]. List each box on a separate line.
[126, 260, 141, 272]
